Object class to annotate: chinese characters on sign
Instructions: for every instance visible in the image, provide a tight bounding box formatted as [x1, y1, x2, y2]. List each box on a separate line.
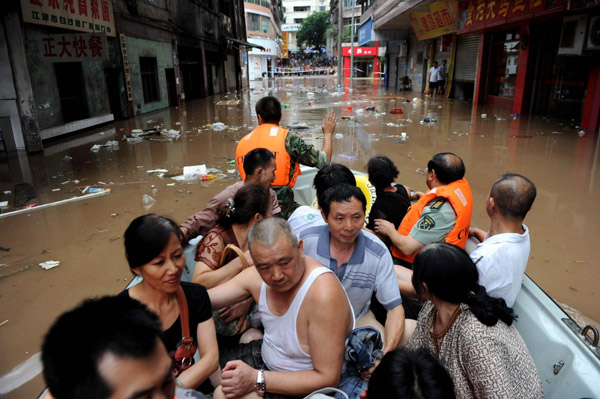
[458, 0, 566, 33]
[21, 0, 116, 37]
[342, 47, 377, 56]
[282, 32, 289, 58]
[410, 0, 459, 41]
[37, 33, 108, 62]
[120, 34, 133, 102]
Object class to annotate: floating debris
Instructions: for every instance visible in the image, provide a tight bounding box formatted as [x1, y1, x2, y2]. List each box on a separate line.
[40, 260, 60, 270]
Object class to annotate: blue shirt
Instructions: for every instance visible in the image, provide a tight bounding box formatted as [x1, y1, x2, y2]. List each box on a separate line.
[300, 225, 402, 319]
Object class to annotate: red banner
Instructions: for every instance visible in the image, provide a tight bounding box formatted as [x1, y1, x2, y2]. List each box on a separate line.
[457, 0, 566, 33]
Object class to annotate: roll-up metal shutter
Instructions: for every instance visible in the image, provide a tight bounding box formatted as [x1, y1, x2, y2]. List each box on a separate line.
[454, 34, 479, 82]
[388, 51, 398, 90]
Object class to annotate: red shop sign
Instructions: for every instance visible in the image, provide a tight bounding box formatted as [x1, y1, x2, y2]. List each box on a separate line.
[457, 0, 567, 33]
[343, 47, 377, 56]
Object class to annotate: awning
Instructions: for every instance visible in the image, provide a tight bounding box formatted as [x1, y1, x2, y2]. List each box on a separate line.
[227, 37, 265, 50]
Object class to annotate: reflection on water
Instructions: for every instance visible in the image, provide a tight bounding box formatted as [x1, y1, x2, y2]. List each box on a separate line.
[0, 77, 598, 397]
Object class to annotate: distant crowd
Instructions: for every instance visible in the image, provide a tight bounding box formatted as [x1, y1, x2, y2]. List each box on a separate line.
[40, 96, 542, 399]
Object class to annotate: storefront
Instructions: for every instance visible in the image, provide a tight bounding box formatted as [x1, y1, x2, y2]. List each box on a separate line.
[248, 37, 281, 80]
[342, 45, 384, 78]
[458, 0, 600, 130]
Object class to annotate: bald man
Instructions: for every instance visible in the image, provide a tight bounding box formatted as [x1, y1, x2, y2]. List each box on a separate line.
[469, 174, 537, 307]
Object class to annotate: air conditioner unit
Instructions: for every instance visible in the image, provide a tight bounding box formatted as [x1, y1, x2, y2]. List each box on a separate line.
[558, 15, 587, 55]
[586, 15, 600, 50]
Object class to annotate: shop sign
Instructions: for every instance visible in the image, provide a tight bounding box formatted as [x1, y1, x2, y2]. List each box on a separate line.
[282, 24, 301, 32]
[457, 0, 566, 33]
[37, 32, 108, 62]
[248, 38, 280, 57]
[120, 34, 133, 102]
[21, 0, 116, 37]
[282, 32, 289, 58]
[343, 46, 377, 56]
[411, 0, 458, 41]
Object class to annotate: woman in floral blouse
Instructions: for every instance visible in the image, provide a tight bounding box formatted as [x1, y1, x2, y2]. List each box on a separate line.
[406, 243, 544, 399]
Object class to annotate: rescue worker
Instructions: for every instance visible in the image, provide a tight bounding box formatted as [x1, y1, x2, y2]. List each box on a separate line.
[374, 153, 472, 316]
[236, 96, 338, 218]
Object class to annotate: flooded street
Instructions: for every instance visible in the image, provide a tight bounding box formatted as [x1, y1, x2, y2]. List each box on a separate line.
[1, 77, 598, 398]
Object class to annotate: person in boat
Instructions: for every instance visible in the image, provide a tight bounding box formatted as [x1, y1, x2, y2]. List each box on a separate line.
[373, 153, 472, 318]
[192, 184, 271, 340]
[365, 155, 422, 244]
[299, 184, 405, 380]
[209, 217, 354, 399]
[235, 96, 338, 219]
[287, 163, 356, 236]
[180, 148, 280, 241]
[40, 296, 207, 399]
[469, 173, 537, 307]
[406, 243, 543, 399]
[365, 348, 455, 399]
[120, 214, 219, 392]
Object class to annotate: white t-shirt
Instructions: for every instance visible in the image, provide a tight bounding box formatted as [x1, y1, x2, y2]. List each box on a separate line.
[429, 66, 440, 82]
[288, 205, 326, 237]
[469, 225, 531, 307]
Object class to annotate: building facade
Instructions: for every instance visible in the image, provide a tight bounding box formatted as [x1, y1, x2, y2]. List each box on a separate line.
[245, 0, 283, 80]
[357, 0, 599, 131]
[1, 0, 248, 153]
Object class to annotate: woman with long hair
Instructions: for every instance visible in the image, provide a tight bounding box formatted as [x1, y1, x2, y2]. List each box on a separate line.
[407, 243, 543, 399]
[192, 184, 270, 339]
[121, 214, 218, 392]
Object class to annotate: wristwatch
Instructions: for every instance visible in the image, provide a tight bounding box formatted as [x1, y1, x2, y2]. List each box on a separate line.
[255, 369, 266, 397]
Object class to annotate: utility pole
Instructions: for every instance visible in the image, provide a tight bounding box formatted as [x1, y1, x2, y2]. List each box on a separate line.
[337, 0, 342, 85]
[349, 0, 354, 91]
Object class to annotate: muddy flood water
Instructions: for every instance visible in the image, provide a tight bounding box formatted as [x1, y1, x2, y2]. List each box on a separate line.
[0, 77, 598, 397]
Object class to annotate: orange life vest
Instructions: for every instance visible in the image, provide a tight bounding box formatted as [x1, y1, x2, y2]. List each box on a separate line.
[236, 124, 300, 188]
[391, 178, 473, 264]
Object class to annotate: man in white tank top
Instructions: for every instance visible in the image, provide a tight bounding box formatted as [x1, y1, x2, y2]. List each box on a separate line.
[209, 218, 354, 399]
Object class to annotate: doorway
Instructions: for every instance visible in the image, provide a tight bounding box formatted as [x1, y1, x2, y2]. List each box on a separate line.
[165, 68, 178, 107]
[54, 62, 88, 123]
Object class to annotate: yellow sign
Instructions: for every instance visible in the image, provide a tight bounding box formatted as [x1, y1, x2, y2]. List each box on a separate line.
[282, 32, 289, 58]
[411, 0, 458, 40]
[21, 0, 116, 37]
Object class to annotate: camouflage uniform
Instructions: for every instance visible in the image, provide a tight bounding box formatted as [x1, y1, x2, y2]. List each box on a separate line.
[274, 131, 329, 219]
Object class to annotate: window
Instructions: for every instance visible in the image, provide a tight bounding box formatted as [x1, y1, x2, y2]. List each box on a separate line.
[294, 6, 310, 12]
[343, 0, 355, 7]
[319, 6, 326, 11]
[140, 57, 159, 103]
[247, 13, 260, 31]
[261, 17, 270, 33]
[294, 18, 304, 23]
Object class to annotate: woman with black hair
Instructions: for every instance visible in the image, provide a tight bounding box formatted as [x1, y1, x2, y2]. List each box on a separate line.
[121, 214, 218, 392]
[365, 155, 420, 243]
[406, 243, 543, 399]
[366, 348, 456, 399]
[192, 184, 270, 339]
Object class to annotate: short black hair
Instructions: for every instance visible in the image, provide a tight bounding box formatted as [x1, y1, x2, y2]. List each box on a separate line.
[313, 163, 356, 197]
[255, 96, 281, 124]
[367, 155, 399, 192]
[217, 184, 270, 228]
[243, 148, 275, 176]
[427, 153, 465, 184]
[491, 173, 536, 221]
[42, 296, 164, 399]
[412, 243, 516, 327]
[124, 214, 184, 270]
[318, 183, 366, 218]
[367, 348, 456, 399]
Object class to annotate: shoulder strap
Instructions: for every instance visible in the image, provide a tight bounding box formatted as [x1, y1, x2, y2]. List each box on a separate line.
[220, 244, 249, 270]
[175, 285, 191, 338]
